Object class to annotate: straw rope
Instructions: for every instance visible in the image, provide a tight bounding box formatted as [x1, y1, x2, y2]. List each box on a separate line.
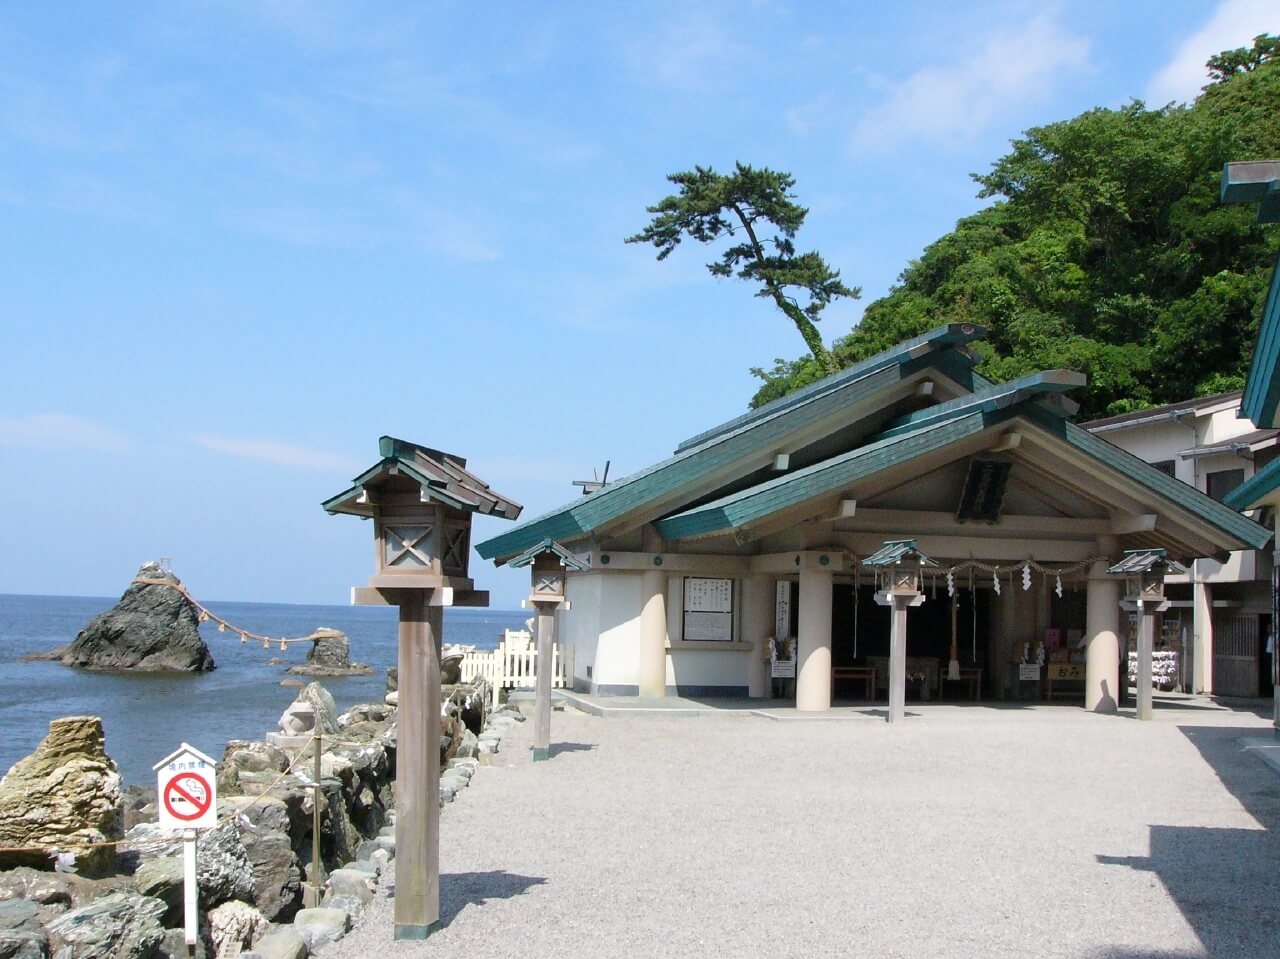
[132, 577, 335, 649]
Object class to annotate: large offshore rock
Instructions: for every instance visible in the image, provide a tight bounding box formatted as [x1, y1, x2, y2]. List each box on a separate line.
[57, 562, 215, 672]
[0, 898, 47, 959]
[45, 891, 166, 959]
[286, 630, 372, 677]
[0, 716, 122, 875]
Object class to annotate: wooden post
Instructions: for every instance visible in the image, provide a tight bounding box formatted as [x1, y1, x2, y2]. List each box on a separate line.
[533, 602, 556, 761]
[1136, 602, 1155, 722]
[394, 590, 442, 939]
[888, 595, 909, 724]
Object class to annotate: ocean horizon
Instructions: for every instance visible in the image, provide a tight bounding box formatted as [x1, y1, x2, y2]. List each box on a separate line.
[0, 592, 530, 786]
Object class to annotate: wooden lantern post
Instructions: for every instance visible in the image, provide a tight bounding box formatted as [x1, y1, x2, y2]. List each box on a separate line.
[323, 436, 520, 939]
[506, 539, 589, 761]
[1109, 549, 1185, 722]
[865, 540, 939, 725]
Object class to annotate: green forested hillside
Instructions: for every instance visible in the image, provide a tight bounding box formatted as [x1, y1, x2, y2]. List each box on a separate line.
[750, 36, 1280, 419]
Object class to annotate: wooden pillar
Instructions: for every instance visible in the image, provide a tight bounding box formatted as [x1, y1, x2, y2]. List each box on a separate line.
[1085, 559, 1121, 714]
[1192, 562, 1214, 695]
[532, 601, 556, 761]
[796, 565, 833, 711]
[1136, 602, 1155, 721]
[887, 594, 910, 723]
[394, 590, 442, 939]
[638, 571, 667, 697]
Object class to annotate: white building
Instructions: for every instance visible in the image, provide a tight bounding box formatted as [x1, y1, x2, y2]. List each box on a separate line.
[476, 325, 1270, 713]
[1083, 393, 1278, 698]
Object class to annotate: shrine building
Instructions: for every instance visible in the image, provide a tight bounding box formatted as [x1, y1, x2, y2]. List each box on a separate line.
[475, 324, 1271, 712]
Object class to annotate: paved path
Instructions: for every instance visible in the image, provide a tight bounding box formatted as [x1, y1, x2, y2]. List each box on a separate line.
[337, 700, 1280, 959]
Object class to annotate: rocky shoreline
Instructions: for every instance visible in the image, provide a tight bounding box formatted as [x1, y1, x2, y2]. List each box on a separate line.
[0, 677, 529, 958]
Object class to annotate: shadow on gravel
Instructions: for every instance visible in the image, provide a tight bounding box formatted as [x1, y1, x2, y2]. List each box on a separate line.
[546, 741, 595, 758]
[439, 869, 548, 927]
[1095, 721, 1280, 959]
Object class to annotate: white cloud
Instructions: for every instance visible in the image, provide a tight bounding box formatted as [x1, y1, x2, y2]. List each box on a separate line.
[624, 10, 754, 90]
[194, 435, 360, 473]
[0, 413, 133, 454]
[1146, 0, 1279, 105]
[850, 12, 1091, 151]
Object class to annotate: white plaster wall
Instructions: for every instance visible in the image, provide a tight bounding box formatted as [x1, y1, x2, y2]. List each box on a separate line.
[593, 572, 644, 689]
[561, 573, 601, 688]
[667, 649, 750, 689]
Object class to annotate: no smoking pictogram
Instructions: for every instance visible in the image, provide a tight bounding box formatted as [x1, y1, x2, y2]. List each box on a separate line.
[162, 772, 213, 824]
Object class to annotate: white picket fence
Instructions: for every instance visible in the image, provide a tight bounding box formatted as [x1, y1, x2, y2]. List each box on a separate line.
[459, 629, 567, 708]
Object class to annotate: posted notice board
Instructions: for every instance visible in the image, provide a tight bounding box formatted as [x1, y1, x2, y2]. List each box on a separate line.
[684, 577, 733, 641]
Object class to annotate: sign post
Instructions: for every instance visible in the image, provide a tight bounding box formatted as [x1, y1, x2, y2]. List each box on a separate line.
[154, 743, 218, 957]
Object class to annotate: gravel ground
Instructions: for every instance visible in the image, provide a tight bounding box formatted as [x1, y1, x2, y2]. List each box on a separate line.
[334, 700, 1280, 959]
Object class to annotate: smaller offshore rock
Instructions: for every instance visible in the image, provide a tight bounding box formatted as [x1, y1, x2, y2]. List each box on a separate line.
[286, 630, 373, 677]
[55, 562, 215, 672]
[0, 716, 122, 876]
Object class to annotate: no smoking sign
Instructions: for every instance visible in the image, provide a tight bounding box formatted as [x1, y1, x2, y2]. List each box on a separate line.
[154, 743, 218, 831]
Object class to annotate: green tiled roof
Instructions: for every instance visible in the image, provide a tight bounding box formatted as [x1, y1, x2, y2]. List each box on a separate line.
[674, 323, 986, 453]
[475, 326, 986, 563]
[323, 435, 522, 520]
[1225, 455, 1280, 511]
[1025, 409, 1272, 550]
[655, 409, 1002, 540]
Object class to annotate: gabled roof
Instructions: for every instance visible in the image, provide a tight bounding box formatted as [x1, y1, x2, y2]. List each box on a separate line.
[507, 538, 591, 571]
[674, 323, 986, 453]
[654, 391, 1035, 541]
[862, 539, 940, 567]
[1107, 549, 1187, 576]
[476, 325, 988, 563]
[323, 435, 522, 520]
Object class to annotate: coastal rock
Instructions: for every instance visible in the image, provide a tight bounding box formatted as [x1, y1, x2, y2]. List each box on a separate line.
[132, 857, 183, 924]
[286, 631, 373, 677]
[0, 867, 75, 907]
[0, 716, 122, 876]
[194, 820, 256, 908]
[298, 684, 338, 735]
[291, 907, 349, 951]
[154, 929, 207, 959]
[219, 797, 301, 921]
[45, 891, 166, 959]
[56, 562, 215, 672]
[207, 900, 269, 957]
[0, 898, 47, 959]
[251, 928, 306, 959]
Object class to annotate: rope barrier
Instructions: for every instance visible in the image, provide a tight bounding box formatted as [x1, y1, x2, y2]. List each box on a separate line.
[132, 578, 335, 650]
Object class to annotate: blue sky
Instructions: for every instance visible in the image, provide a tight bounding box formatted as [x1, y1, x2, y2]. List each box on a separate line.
[1, 0, 1275, 610]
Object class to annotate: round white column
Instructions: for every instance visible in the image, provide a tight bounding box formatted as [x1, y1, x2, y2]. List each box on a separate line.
[742, 575, 773, 698]
[1085, 558, 1121, 713]
[638, 570, 668, 698]
[796, 565, 833, 711]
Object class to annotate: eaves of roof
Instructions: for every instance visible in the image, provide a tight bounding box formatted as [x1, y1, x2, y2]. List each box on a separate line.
[673, 323, 986, 453]
[1242, 259, 1280, 430]
[1025, 408, 1272, 551]
[1225, 455, 1280, 512]
[654, 409, 1000, 540]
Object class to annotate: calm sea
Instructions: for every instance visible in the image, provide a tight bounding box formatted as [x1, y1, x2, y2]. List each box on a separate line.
[0, 593, 530, 786]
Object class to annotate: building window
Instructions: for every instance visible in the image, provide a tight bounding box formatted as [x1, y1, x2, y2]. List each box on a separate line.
[1206, 468, 1245, 502]
[1151, 460, 1176, 478]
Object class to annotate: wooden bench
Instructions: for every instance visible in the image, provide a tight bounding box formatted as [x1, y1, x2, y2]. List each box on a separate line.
[937, 667, 982, 700]
[831, 666, 877, 700]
